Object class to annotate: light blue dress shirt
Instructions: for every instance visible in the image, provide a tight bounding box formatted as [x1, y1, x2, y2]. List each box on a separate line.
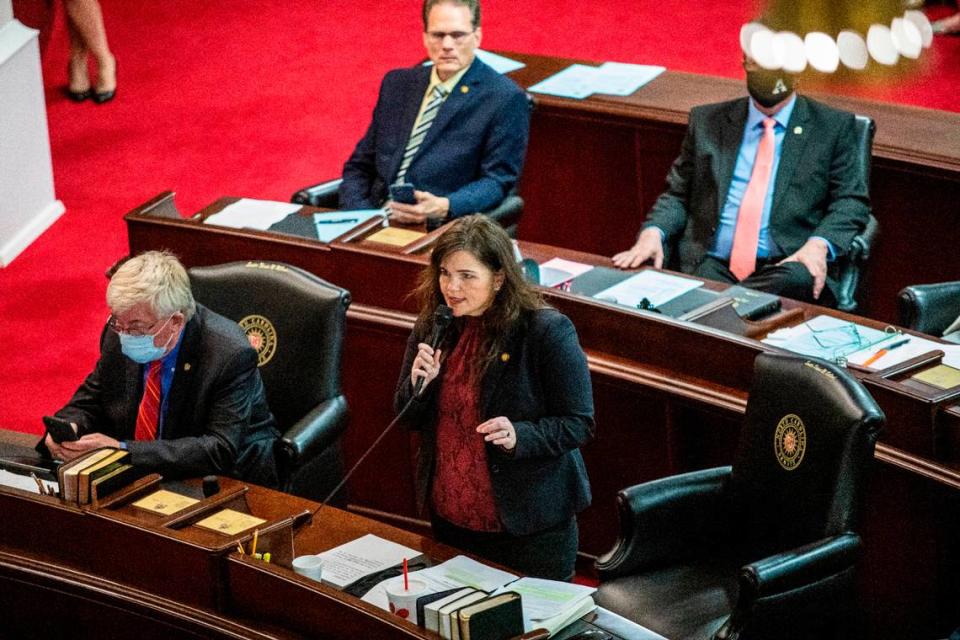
[710, 95, 796, 260]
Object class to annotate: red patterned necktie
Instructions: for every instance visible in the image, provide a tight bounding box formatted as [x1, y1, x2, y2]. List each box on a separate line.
[729, 117, 777, 281]
[134, 360, 163, 440]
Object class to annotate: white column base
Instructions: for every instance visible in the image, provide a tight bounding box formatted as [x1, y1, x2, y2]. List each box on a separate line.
[0, 199, 65, 267]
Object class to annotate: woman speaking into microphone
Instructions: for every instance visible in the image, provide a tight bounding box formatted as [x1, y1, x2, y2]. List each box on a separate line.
[394, 215, 594, 581]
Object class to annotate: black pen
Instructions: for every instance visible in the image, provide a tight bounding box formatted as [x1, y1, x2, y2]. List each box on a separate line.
[316, 218, 359, 225]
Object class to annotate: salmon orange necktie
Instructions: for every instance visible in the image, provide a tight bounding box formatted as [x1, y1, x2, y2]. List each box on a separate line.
[729, 117, 776, 281]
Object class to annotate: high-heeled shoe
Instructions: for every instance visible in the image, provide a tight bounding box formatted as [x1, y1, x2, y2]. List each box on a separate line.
[66, 87, 92, 102]
[66, 58, 91, 102]
[93, 56, 117, 104]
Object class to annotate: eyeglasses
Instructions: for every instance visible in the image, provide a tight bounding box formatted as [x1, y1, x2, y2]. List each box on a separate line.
[426, 30, 475, 44]
[805, 321, 900, 365]
[107, 314, 171, 337]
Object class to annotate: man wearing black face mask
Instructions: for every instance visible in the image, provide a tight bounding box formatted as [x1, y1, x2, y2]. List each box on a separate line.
[612, 56, 869, 305]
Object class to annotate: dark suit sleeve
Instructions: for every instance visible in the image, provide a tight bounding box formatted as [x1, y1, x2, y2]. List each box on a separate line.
[510, 314, 595, 460]
[124, 348, 258, 478]
[643, 111, 697, 241]
[339, 78, 390, 210]
[53, 327, 115, 437]
[810, 113, 870, 255]
[446, 88, 530, 217]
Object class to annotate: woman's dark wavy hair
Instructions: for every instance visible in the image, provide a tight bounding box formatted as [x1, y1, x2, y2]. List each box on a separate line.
[414, 215, 543, 371]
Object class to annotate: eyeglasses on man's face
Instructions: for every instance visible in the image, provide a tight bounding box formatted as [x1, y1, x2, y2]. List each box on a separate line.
[107, 314, 171, 337]
[426, 30, 475, 45]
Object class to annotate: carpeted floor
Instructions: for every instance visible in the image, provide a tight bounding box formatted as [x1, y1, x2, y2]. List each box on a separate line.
[2, 0, 959, 434]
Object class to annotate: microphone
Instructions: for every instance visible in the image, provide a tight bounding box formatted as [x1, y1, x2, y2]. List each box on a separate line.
[316, 304, 453, 510]
[414, 304, 453, 397]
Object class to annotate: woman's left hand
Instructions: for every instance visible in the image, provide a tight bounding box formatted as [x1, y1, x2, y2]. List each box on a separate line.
[477, 416, 516, 450]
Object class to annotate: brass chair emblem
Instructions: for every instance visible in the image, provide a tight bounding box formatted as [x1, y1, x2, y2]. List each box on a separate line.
[239, 314, 277, 367]
[774, 413, 807, 471]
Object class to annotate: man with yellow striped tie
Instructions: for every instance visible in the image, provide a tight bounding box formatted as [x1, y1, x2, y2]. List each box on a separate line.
[339, 0, 530, 226]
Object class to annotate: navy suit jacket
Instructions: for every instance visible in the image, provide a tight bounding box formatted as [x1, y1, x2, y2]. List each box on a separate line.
[395, 308, 594, 536]
[645, 95, 870, 295]
[340, 58, 530, 217]
[43, 305, 280, 487]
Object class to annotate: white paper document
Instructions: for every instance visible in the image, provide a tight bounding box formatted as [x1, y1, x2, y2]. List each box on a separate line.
[475, 49, 526, 74]
[845, 333, 945, 369]
[313, 209, 385, 243]
[204, 198, 300, 230]
[528, 64, 599, 99]
[0, 469, 57, 495]
[360, 555, 518, 609]
[538, 257, 594, 288]
[493, 577, 595, 623]
[529, 61, 665, 99]
[593, 62, 666, 96]
[594, 270, 702, 308]
[316, 533, 419, 589]
[763, 315, 895, 363]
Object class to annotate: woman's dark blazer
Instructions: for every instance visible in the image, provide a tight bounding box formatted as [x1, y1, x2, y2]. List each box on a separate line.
[394, 307, 594, 536]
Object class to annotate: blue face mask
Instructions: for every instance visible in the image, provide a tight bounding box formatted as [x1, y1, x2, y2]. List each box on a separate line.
[119, 316, 174, 364]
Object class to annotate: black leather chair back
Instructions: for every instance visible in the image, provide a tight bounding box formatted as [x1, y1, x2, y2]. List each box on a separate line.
[898, 280, 960, 336]
[189, 261, 350, 431]
[835, 115, 877, 313]
[730, 353, 884, 557]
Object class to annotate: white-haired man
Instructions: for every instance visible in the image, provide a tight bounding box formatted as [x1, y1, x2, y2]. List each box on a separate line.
[40, 251, 280, 487]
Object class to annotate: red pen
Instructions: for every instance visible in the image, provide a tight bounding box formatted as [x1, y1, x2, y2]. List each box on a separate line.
[403, 557, 408, 591]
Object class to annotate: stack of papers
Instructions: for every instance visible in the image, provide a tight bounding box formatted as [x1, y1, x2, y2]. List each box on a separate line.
[594, 270, 702, 308]
[0, 469, 57, 495]
[538, 257, 594, 288]
[361, 555, 518, 609]
[763, 315, 899, 365]
[317, 533, 419, 589]
[529, 62, 665, 99]
[493, 577, 596, 634]
[204, 198, 301, 230]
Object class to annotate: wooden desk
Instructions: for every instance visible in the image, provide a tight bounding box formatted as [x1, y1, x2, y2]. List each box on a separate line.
[497, 51, 960, 323]
[125, 193, 960, 639]
[0, 433, 654, 639]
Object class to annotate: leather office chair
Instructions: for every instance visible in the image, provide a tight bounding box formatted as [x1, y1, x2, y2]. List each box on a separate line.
[897, 280, 960, 343]
[291, 92, 534, 238]
[189, 261, 351, 504]
[291, 178, 525, 238]
[594, 352, 884, 640]
[834, 115, 878, 313]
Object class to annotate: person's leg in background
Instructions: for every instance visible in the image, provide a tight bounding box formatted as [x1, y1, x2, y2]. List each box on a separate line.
[63, 0, 116, 101]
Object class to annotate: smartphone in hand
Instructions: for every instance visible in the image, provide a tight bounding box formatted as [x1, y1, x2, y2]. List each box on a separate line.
[389, 183, 417, 205]
[43, 415, 79, 444]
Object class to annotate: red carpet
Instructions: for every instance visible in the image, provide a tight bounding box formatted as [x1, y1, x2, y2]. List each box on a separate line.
[2, 0, 959, 435]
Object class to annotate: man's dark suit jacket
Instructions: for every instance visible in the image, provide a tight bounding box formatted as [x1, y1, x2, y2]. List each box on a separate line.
[340, 58, 530, 217]
[645, 95, 870, 296]
[44, 305, 280, 487]
[395, 308, 594, 537]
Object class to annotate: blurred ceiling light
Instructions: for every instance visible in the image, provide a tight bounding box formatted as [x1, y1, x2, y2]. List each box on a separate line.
[837, 30, 870, 70]
[750, 29, 782, 69]
[775, 31, 808, 72]
[891, 17, 922, 59]
[867, 24, 900, 65]
[804, 32, 840, 73]
[904, 9, 933, 48]
[740, 22, 770, 57]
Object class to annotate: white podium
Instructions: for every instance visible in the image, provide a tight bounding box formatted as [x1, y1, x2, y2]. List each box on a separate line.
[0, 0, 64, 267]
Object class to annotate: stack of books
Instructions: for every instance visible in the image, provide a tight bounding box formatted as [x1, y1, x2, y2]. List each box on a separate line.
[419, 587, 523, 640]
[57, 447, 144, 505]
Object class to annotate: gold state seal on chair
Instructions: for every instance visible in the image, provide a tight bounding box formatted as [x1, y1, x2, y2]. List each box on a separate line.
[239, 315, 277, 367]
[774, 413, 807, 471]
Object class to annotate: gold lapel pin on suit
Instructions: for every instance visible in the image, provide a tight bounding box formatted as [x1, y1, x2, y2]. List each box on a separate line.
[500, 352, 510, 362]
[460, 85, 469, 94]
[184, 363, 192, 371]
[794, 126, 803, 135]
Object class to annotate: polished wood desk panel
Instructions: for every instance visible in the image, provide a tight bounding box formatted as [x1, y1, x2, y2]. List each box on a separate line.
[126, 194, 960, 638]
[0, 429, 652, 640]
[499, 51, 960, 323]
